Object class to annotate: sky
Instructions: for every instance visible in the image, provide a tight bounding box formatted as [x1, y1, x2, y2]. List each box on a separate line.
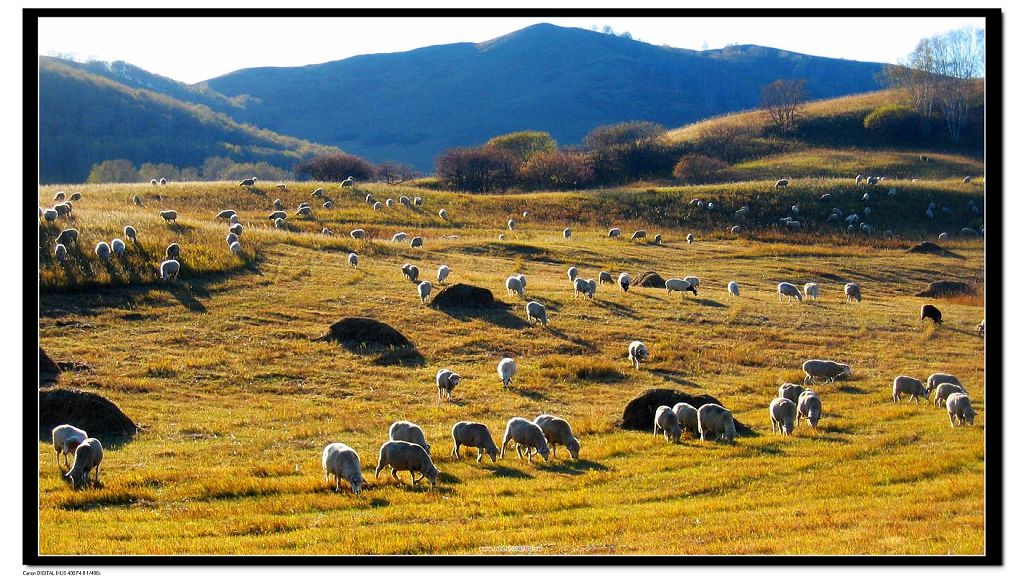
[36, 15, 986, 84]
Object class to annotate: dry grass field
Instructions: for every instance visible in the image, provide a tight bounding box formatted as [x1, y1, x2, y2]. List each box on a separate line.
[36, 179, 986, 556]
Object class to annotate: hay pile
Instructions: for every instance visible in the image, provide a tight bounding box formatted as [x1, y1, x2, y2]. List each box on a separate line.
[39, 348, 60, 387]
[432, 283, 503, 310]
[634, 271, 666, 288]
[916, 280, 975, 297]
[620, 388, 750, 433]
[39, 388, 137, 438]
[906, 241, 962, 258]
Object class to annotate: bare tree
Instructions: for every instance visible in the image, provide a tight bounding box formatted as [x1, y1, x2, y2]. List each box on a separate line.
[761, 79, 807, 131]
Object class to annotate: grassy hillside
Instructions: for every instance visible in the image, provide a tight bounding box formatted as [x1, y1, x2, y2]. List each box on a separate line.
[38, 181, 985, 555]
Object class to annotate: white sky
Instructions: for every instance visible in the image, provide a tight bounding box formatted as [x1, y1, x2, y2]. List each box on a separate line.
[37, 15, 985, 84]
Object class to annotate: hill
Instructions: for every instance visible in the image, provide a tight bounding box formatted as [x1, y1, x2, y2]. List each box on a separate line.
[38, 57, 342, 184]
[202, 23, 888, 170]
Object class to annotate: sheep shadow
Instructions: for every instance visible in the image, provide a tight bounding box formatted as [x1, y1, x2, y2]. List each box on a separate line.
[483, 464, 534, 479]
[437, 306, 529, 330]
[692, 298, 727, 308]
[370, 347, 426, 367]
[837, 386, 868, 395]
[749, 443, 785, 455]
[507, 386, 546, 401]
[536, 459, 609, 475]
[168, 282, 209, 313]
[437, 472, 462, 485]
[544, 327, 598, 351]
[647, 368, 701, 388]
[592, 298, 639, 318]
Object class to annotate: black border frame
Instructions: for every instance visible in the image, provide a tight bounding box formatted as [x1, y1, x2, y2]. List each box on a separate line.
[24, 7, 1003, 566]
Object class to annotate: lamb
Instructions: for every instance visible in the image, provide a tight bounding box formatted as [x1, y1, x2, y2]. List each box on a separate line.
[95, 241, 111, 260]
[769, 397, 798, 436]
[389, 420, 431, 454]
[534, 415, 580, 459]
[438, 208, 449, 221]
[775, 179, 789, 188]
[599, 271, 614, 285]
[160, 259, 181, 281]
[375, 441, 439, 487]
[921, 304, 942, 325]
[229, 224, 243, 236]
[497, 357, 516, 388]
[804, 283, 820, 301]
[392, 232, 408, 243]
[417, 281, 433, 303]
[892, 375, 928, 403]
[56, 228, 79, 246]
[526, 301, 548, 325]
[927, 373, 962, 393]
[349, 228, 366, 240]
[567, 266, 579, 282]
[401, 263, 419, 282]
[507, 219, 516, 230]
[618, 272, 631, 292]
[166, 242, 181, 260]
[665, 278, 697, 296]
[683, 276, 700, 291]
[159, 210, 177, 223]
[653, 233, 663, 245]
[124, 225, 137, 242]
[728, 281, 740, 297]
[672, 402, 699, 436]
[437, 265, 451, 284]
[945, 393, 976, 427]
[111, 238, 126, 255]
[608, 228, 621, 237]
[802, 359, 852, 384]
[436, 368, 461, 401]
[631, 230, 647, 241]
[778, 382, 804, 404]
[777, 282, 802, 302]
[322, 443, 366, 494]
[574, 277, 595, 299]
[216, 209, 236, 220]
[934, 382, 966, 408]
[654, 406, 682, 443]
[505, 276, 525, 297]
[844, 283, 862, 302]
[697, 403, 739, 444]
[450, 422, 499, 462]
[410, 236, 424, 248]
[54, 243, 67, 262]
[797, 390, 822, 428]
[563, 228, 572, 239]
[500, 417, 550, 463]
[65, 437, 103, 489]
[52, 424, 87, 467]
[628, 340, 649, 370]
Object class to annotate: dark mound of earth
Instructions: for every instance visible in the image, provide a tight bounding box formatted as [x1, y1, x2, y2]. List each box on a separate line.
[620, 388, 751, 434]
[635, 271, 666, 288]
[39, 388, 137, 440]
[916, 280, 975, 297]
[432, 283, 504, 310]
[40, 348, 60, 387]
[906, 241, 962, 258]
[314, 317, 424, 366]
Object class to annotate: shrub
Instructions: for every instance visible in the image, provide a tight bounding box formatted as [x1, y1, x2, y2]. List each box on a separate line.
[436, 147, 517, 193]
[863, 104, 923, 140]
[582, 121, 677, 184]
[294, 153, 375, 182]
[374, 161, 420, 185]
[87, 159, 139, 183]
[519, 151, 594, 190]
[486, 131, 556, 164]
[583, 121, 665, 150]
[672, 154, 730, 184]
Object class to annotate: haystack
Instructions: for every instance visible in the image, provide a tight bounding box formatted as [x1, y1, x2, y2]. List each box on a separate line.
[39, 388, 137, 439]
[634, 271, 666, 288]
[907, 241, 962, 258]
[916, 280, 975, 297]
[39, 348, 60, 387]
[432, 283, 503, 310]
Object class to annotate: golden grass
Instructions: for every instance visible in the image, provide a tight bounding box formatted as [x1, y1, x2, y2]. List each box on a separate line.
[37, 180, 986, 556]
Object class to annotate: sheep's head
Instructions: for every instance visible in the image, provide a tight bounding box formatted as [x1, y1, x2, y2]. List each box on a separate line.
[350, 474, 365, 496]
[567, 438, 581, 460]
[964, 408, 976, 425]
[424, 465, 439, 487]
[449, 374, 461, 388]
[537, 442, 551, 461]
[485, 445, 499, 463]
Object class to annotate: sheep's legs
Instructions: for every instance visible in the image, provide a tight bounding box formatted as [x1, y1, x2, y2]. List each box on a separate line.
[390, 468, 399, 482]
[451, 443, 460, 459]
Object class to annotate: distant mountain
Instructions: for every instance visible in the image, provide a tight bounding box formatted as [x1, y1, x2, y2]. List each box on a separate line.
[38, 57, 340, 183]
[203, 23, 887, 170]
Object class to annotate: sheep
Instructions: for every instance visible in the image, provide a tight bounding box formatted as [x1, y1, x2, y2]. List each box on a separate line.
[844, 283, 862, 303]
[229, 224, 243, 236]
[654, 406, 682, 443]
[563, 227, 572, 239]
[889, 375, 928, 404]
[111, 238, 126, 256]
[417, 281, 432, 303]
[934, 382, 966, 408]
[451, 422, 499, 462]
[54, 191, 66, 201]
[133, 195, 143, 206]
[166, 242, 181, 260]
[226, 233, 239, 245]
[618, 272, 631, 292]
[686, 233, 694, 245]
[672, 402, 699, 436]
[802, 359, 852, 384]
[268, 210, 287, 221]
[653, 233, 663, 245]
[341, 176, 355, 188]
[322, 443, 366, 494]
[946, 393, 976, 427]
[505, 276, 525, 297]
[400, 196, 411, 207]
[777, 282, 802, 302]
[437, 265, 451, 284]
[856, 174, 864, 185]
[778, 382, 804, 404]
[160, 259, 181, 281]
[216, 209, 236, 220]
[567, 266, 579, 282]
[727, 281, 740, 297]
[599, 271, 614, 285]
[392, 232, 408, 243]
[159, 210, 177, 223]
[230, 212, 242, 223]
[94, 241, 111, 261]
[239, 177, 257, 187]
[608, 228, 621, 238]
[410, 236, 424, 248]
[963, 176, 972, 184]
[311, 187, 325, 198]
[273, 199, 284, 210]
[274, 217, 286, 229]
[54, 243, 68, 262]
[52, 202, 73, 217]
[439, 208, 449, 221]
[526, 301, 548, 325]
[120, 225, 137, 243]
[277, 183, 287, 190]
[734, 206, 750, 219]
[797, 390, 822, 428]
[775, 179, 789, 188]
[697, 403, 738, 444]
[977, 319, 985, 337]
[867, 176, 880, 185]
[151, 179, 158, 186]
[296, 206, 313, 217]
[769, 397, 798, 436]
[574, 277, 595, 299]
[436, 368, 461, 401]
[389, 420, 431, 454]
[56, 228, 79, 246]
[372, 202, 383, 211]
[414, 196, 423, 206]
[683, 276, 700, 291]
[730, 225, 741, 234]
[516, 274, 527, 290]
[500, 417, 550, 463]
[159, 178, 167, 185]
[401, 263, 419, 282]
[804, 283, 820, 301]
[350, 229, 366, 240]
[375, 441, 438, 487]
[324, 200, 335, 209]
[65, 437, 103, 489]
[534, 415, 580, 459]
[497, 357, 516, 388]
[665, 278, 697, 296]
[631, 230, 647, 241]
[506, 219, 517, 231]
[926, 208, 935, 219]
[52, 424, 87, 468]
[961, 228, 979, 237]
[628, 340, 649, 370]
[921, 304, 942, 325]
[498, 234, 506, 240]
[366, 194, 378, 206]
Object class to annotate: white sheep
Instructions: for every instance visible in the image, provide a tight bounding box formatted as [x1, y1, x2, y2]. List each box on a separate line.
[498, 234, 506, 241]
[628, 340, 649, 370]
[946, 393, 977, 427]
[311, 187, 324, 198]
[296, 206, 314, 217]
[385, 198, 394, 208]
[414, 196, 423, 206]
[133, 195, 143, 206]
[439, 208, 449, 221]
[802, 359, 851, 384]
[598, 271, 613, 285]
[770, 397, 798, 436]
[54, 243, 68, 262]
[56, 228, 79, 246]
[268, 210, 287, 221]
[450, 422, 499, 462]
[216, 209, 237, 220]
[437, 265, 451, 283]
[401, 263, 419, 282]
[727, 281, 740, 297]
[227, 233, 239, 245]
[372, 202, 383, 211]
[54, 191, 66, 201]
[631, 230, 647, 241]
[697, 403, 738, 444]
[51, 424, 87, 468]
[686, 233, 695, 245]
[410, 236, 424, 248]
[665, 278, 697, 296]
[123, 226, 137, 242]
[417, 281, 432, 303]
[322, 443, 366, 494]
[777, 282, 802, 302]
[505, 276, 525, 297]
[392, 232, 408, 242]
[166, 242, 181, 260]
[567, 266, 579, 282]
[497, 357, 516, 388]
[389, 420, 431, 454]
[526, 301, 548, 325]
[160, 259, 180, 281]
[273, 199, 284, 210]
[892, 375, 929, 403]
[574, 277, 595, 299]
[111, 238, 126, 256]
[375, 441, 438, 487]
[653, 233, 663, 245]
[500, 417, 550, 463]
[345, 252, 358, 268]
[65, 437, 103, 489]
[159, 210, 177, 223]
[618, 272, 631, 292]
[654, 406, 682, 443]
[516, 274, 527, 289]
[730, 225, 741, 234]
[322, 228, 333, 236]
[804, 282, 820, 301]
[683, 276, 700, 291]
[341, 176, 355, 188]
[42, 209, 58, 221]
[844, 283, 862, 303]
[350, 229, 366, 240]
[934, 382, 966, 408]
[778, 383, 805, 404]
[797, 390, 822, 428]
[563, 228, 572, 239]
[324, 200, 335, 209]
[436, 368, 461, 401]
[672, 402, 699, 436]
[534, 415, 580, 459]
[274, 217, 286, 229]
[507, 219, 516, 230]
[400, 196, 411, 207]
[927, 373, 962, 393]
[775, 179, 789, 188]
[94, 241, 111, 260]
[608, 228, 621, 238]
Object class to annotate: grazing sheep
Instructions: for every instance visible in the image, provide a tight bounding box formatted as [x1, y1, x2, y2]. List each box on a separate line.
[526, 301, 548, 325]
[844, 283, 862, 303]
[375, 441, 438, 487]
[417, 281, 432, 303]
[802, 359, 852, 384]
[697, 403, 738, 444]
[436, 368, 461, 401]
[777, 282, 803, 302]
[323, 228, 333, 237]
[672, 402, 699, 436]
[653, 233, 663, 245]
[392, 232, 408, 243]
[505, 276, 525, 297]
[296, 206, 313, 216]
[273, 199, 284, 210]
[734, 206, 749, 218]
[226, 233, 239, 245]
[322, 443, 366, 494]
[574, 277, 596, 299]
[239, 177, 257, 187]
[631, 230, 647, 241]
[778, 383, 804, 404]
[500, 417, 550, 463]
[961, 228, 978, 237]
[665, 278, 697, 296]
[769, 397, 798, 436]
[414, 196, 423, 206]
[618, 272, 631, 292]
[892, 375, 929, 403]
[216, 209, 237, 220]
[628, 340, 649, 370]
[150, 179, 158, 186]
[934, 382, 966, 408]
[94, 241, 111, 260]
[497, 357, 516, 388]
[277, 183, 287, 190]
[159, 178, 167, 185]
[323, 200, 335, 209]
[797, 390, 822, 428]
[389, 420, 431, 454]
[775, 179, 789, 188]
[350, 229, 366, 240]
[65, 438, 103, 489]
[346, 252, 358, 269]
[927, 373, 962, 393]
[534, 415, 580, 459]
[229, 224, 243, 236]
[516, 274, 527, 289]
[268, 210, 287, 221]
[52, 424, 87, 467]
[946, 393, 976, 427]
[53, 202, 72, 217]
[111, 238, 126, 256]
[683, 276, 700, 291]
[311, 187, 325, 198]
[921, 304, 942, 325]
[608, 228, 621, 238]
[437, 265, 451, 284]
[166, 242, 181, 260]
[686, 233, 694, 245]
[563, 227, 572, 239]
[160, 259, 180, 281]
[498, 234, 506, 240]
[439, 208, 449, 221]
[963, 176, 972, 184]
[133, 195, 143, 206]
[372, 202, 383, 211]
[159, 210, 177, 223]
[341, 176, 355, 188]
[410, 236, 424, 248]
[451, 422, 499, 462]
[804, 283, 820, 301]
[653, 406, 683, 443]
[727, 281, 740, 297]
[599, 271, 614, 285]
[401, 263, 419, 282]
[400, 196, 411, 207]
[507, 219, 516, 230]
[53, 191, 66, 201]
[56, 228, 79, 246]
[228, 240, 242, 255]
[730, 225, 741, 234]
[274, 217, 286, 229]
[54, 243, 68, 262]
[567, 266, 579, 282]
